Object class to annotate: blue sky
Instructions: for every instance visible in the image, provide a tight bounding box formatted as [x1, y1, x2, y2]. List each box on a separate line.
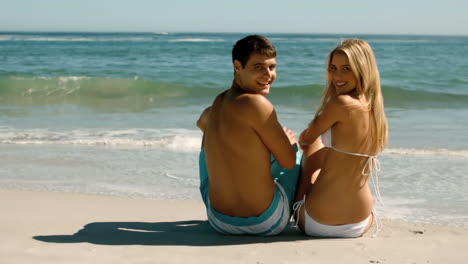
[1, 0, 467, 35]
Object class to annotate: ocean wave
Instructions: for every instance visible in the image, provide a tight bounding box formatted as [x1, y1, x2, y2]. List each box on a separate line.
[1, 127, 467, 157]
[378, 85, 468, 108]
[0, 128, 202, 152]
[168, 38, 225, 42]
[368, 39, 435, 43]
[0, 35, 153, 42]
[1, 76, 467, 109]
[0, 35, 14, 41]
[0, 75, 199, 98]
[269, 37, 339, 42]
[384, 148, 468, 158]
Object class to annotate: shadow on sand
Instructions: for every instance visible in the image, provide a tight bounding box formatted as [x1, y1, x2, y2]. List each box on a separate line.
[34, 220, 311, 246]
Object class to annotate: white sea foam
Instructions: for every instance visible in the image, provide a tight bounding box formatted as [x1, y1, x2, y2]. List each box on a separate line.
[268, 37, 339, 42]
[12, 76, 90, 81]
[57, 76, 90, 82]
[307, 38, 341, 42]
[1, 127, 467, 157]
[0, 128, 201, 152]
[368, 39, 434, 43]
[0, 35, 14, 41]
[270, 37, 434, 43]
[0, 137, 201, 152]
[3, 36, 152, 42]
[169, 38, 224, 42]
[384, 148, 468, 158]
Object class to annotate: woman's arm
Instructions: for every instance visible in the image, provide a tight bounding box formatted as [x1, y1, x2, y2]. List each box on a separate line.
[299, 97, 344, 147]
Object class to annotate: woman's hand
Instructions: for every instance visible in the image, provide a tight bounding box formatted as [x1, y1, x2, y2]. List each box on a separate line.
[282, 126, 297, 145]
[298, 128, 311, 149]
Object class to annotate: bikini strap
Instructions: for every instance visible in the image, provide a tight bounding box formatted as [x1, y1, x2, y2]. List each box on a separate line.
[291, 196, 306, 228]
[364, 156, 384, 206]
[330, 146, 384, 206]
[328, 145, 373, 158]
[371, 208, 383, 237]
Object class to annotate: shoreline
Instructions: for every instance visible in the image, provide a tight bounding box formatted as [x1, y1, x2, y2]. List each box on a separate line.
[2, 189, 467, 263]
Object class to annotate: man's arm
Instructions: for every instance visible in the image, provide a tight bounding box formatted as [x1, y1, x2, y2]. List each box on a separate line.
[196, 106, 212, 133]
[240, 95, 297, 169]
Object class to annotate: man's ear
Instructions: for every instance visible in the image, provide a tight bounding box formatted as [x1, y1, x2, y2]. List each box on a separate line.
[233, 60, 242, 73]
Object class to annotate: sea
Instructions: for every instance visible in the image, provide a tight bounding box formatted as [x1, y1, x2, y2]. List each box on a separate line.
[1, 32, 467, 227]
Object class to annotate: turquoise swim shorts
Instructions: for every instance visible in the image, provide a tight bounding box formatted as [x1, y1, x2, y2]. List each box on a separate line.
[199, 145, 301, 235]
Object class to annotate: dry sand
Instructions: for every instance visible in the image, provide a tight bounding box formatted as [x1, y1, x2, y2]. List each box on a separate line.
[1, 189, 467, 264]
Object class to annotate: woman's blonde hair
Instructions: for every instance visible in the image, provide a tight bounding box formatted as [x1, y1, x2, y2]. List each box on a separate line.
[315, 39, 388, 154]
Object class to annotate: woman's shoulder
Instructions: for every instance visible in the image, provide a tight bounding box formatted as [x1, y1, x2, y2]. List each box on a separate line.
[325, 95, 357, 113]
[334, 94, 360, 104]
[326, 96, 369, 124]
[333, 95, 368, 111]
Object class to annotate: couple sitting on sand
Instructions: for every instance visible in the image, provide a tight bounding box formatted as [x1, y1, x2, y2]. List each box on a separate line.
[196, 35, 387, 238]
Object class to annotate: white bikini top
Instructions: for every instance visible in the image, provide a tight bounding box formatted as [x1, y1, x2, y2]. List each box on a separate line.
[321, 128, 383, 205]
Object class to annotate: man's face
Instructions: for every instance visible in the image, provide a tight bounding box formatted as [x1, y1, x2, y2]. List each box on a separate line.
[234, 53, 276, 95]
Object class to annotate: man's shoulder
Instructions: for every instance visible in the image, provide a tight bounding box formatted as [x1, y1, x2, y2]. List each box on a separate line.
[234, 93, 273, 112]
[231, 94, 276, 127]
[213, 90, 228, 103]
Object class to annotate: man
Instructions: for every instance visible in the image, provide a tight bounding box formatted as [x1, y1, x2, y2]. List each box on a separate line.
[197, 35, 301, 235]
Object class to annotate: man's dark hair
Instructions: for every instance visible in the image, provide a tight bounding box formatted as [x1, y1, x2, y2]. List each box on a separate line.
[232, 35, 276, 67]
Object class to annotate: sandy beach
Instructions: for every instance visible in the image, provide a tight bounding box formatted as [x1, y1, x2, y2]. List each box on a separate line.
[1, 189, 466, 264]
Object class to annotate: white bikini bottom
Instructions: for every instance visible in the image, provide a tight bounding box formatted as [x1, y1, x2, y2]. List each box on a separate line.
[293, 199, 380, 238]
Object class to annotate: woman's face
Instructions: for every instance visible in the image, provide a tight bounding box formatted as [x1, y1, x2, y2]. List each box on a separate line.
[328, 52, 357, 95]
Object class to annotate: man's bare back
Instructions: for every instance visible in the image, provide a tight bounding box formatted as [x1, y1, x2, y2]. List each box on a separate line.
[196, 35, 300, 235]
[200, 85, 295, 217]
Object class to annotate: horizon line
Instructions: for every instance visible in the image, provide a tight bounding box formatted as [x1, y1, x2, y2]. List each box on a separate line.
[0, 30, 467, 37]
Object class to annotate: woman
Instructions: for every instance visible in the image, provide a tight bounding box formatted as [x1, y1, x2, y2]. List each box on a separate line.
[294, 39, 388, 238]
